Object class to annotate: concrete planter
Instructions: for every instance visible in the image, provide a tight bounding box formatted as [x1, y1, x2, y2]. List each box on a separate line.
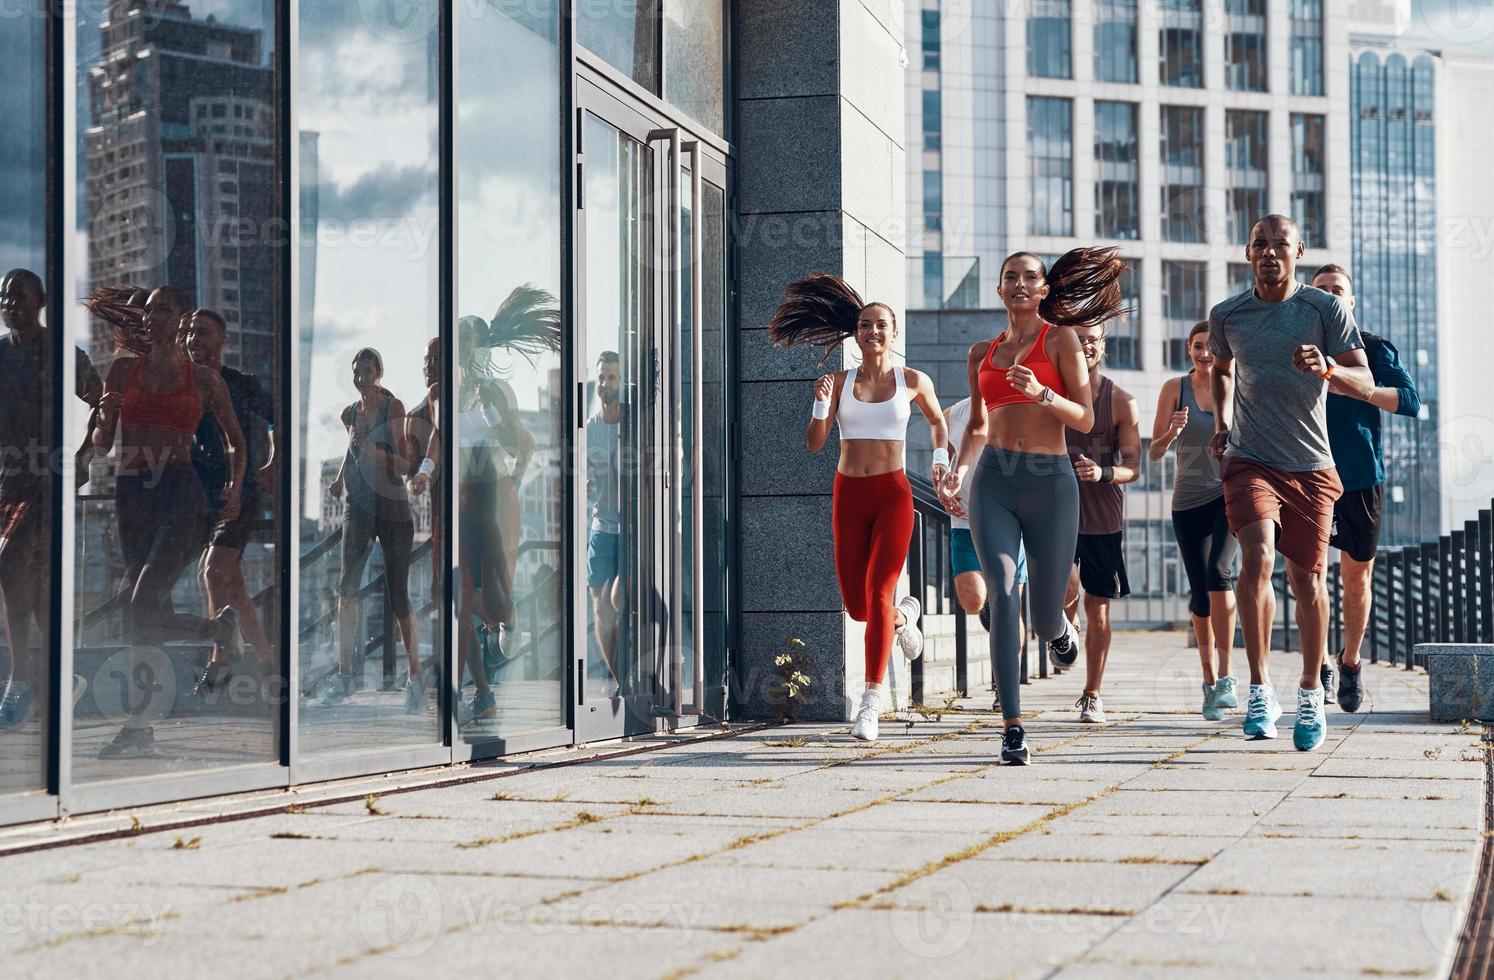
[1419, 644, 1494, 721]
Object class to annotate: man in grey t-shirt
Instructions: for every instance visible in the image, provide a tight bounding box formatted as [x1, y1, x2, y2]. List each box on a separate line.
[586, 351, 625, 691]
[1207, 214, 1372, 752]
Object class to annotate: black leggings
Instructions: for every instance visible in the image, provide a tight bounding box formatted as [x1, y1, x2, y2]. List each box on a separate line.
[116, 468, 217, 646]
[339, 507, 415, 619]
[1171, 496, 1237, 618]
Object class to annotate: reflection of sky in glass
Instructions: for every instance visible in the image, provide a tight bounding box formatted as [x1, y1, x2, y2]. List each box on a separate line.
[300, 1, 438, 497]
[0, 15, 45, 278]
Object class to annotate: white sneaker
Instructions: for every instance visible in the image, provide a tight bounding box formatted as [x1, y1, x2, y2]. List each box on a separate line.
[1076, 693, 1106, 724]
[851, 688, 883, 742]
[896, 595, 924, 661]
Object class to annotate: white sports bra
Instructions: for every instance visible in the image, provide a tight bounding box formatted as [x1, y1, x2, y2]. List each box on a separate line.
[837, 366, 911, 441]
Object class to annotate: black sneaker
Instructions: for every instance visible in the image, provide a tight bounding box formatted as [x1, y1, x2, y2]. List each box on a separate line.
[1336, 654, 1363, 713]
[978, 602, 991, 633]
[1049, 618, 1079, 668]
[1320, 662, 1337, 704]
[98, 725, 155, 759]
[1001, 725, 1030, 765]
[991, 688, 1001, 714]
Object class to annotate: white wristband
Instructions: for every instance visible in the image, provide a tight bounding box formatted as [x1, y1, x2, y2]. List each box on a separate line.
[418, 457, 435, 478]
[930, 448, 950, 470]
[811, 398, 831, 420]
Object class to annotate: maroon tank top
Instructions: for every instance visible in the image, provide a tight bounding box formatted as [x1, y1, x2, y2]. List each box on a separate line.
[1066, 374, 1124, 535]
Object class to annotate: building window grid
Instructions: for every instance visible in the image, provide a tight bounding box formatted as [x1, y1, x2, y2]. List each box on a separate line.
[1027, 96, 1073, 236]
[921, 8, 940, 70]
[1108, 261, 1141, 369]
[1291, 113, 1326, 248]
[1159, 0, 1204, 88]
[1093, 0, 1138, 84]
[1224, 0, 1268, 92]
[1226, 110, 1269, 245]
[1094, 101, 1139, 240]
[1290, 0, 1324, 96]
[922, 89, 941, 151]
[1027, 0, 1072, 79]
[1160, 105, 1206, 243]
[1162, 261, 1207, 370]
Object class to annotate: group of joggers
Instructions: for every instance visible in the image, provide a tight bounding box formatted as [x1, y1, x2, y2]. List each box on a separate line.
[769, 214, 1420, 764]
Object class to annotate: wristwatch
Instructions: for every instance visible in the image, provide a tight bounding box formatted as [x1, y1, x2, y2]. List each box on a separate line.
[1037, 386, 1055, 406]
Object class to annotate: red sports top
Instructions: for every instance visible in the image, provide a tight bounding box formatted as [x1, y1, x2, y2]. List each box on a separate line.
[121, 356, 202, 434]
[978, 323, 1069, 410]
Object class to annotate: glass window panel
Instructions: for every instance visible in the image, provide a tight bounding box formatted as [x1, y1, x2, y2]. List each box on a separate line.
[922, 9, 941, 70]
[923, 90, 942, 151]
[1159, 106, 1204, 243]
[456, 2, 565, 742]
[297, 0, 440, 756]
[1226, 110, 1269, 244]
[1292, 113, 1326, 248]
[664, 0, 723, 134]
[1290, 0, 1324, 96]
[1160, 0, 1203, 88]
[579, 0, 660, 93]
[74, 1, 283, 778]
[1225, 0, 1268, 92]
[1094, 102, 1139, 240]
[1107, 262, 1140, 369]
[0, 6, 53, 794]
[699, 182, 728, 716]
[1027, 0, 1072, 79]
[1162, 262, 1206, 370]
[1027, 97, 1072, 237]
[1094, 0, 1137, 84]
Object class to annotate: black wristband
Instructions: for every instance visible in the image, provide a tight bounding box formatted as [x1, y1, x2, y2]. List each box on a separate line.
[1100, 465, 1115, 483]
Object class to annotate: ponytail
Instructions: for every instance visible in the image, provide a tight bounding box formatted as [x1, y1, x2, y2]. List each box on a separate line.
[767, 273, 871, 366]
[1003, 247, 1131, 331]
[84, 285, 150, 357]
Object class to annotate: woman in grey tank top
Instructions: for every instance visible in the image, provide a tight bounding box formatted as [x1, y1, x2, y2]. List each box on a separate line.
[1150, 321, 1239, 720]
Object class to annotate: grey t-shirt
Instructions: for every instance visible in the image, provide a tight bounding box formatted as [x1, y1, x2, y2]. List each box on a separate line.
[585, 410, 621, 534]
[1208, 284, 1363, 473]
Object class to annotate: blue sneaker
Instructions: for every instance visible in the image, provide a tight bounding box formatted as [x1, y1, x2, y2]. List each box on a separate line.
[1214, 676, 1239, 709]
[1242, 684, 1281, 740]
[1201, 682, 1224, 722]
[0, 681, 33, 729]
[1293, 687, 1327, 751]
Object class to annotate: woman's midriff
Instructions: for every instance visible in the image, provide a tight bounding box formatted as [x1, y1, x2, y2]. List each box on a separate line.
[981, 403, 1069, 457]
[836, 439, 906, 478]
[115, 428, 196, 476]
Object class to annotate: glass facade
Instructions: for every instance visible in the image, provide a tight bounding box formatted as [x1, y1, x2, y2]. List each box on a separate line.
[1291, 113, 1326, 248]
[1094, 102, 1139, 241]
[1108, 262, 1141, 370]
[1028, 0, 1072, 79]
[1351, 50, 1441, 545]
[923, 90, 942, 151]
[1027, 97, 1073, 237]
[1160, 0, 1204, 89]
[1290, 0, 1325, 96]
[1226, 110, 1270, 244]
[1162, 262, 1207, 370]
[1225, 0, 1268, 92]
[922, 9, 941, 71]
[1160, 105, 1206, 243]
[4, 0, 732, 822]
[1094, 0, 1138, 84]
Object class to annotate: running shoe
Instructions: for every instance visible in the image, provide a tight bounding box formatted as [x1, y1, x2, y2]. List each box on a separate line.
[1076, 693, 1106, 724]
[0, 681, 32, 730]
[315, 672, 356, 707]
[213, 605, 244, 663]
[851, 687, 883, 742]
[1048, 617, 1080, 667]
[896, 596, 924, 661]
[978, 602, 991, 634]
[991, 688, 1001, 714]
[1336, 654, 1364, 713]
[1001, 724, 1030, 765]
[193, 661, 233, 699]
[467, 690, 497, 721]
[98, 725, 155, 759]
[1293, 686, 1328, 751]
[1320, 662, 1337, 704]
[1201, 682, 1224, 722]
[73, 673, 89, 710]
[1214, 676, 1239, 709]
[1242, 684, 1282, 740]
[404, 676, 427, 714]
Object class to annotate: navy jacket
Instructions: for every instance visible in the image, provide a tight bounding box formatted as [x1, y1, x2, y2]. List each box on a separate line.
[1325, 333, 1421, 493]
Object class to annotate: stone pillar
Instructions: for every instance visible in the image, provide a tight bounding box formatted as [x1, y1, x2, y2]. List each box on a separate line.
[734, 0, 905, 721]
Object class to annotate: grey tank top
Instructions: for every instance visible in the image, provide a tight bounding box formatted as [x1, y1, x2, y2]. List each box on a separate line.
[1172, 373, 1223, 511]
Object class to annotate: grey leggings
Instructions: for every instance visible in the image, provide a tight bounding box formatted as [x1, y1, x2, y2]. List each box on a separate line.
[968, 446, 1080, 720]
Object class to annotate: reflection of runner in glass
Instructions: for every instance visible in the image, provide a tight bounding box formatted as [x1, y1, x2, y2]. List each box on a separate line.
[184, 309, 277, 694]
[1151, 321, 1239, 721]
[1062, 323, 1141, 725]
[942, 248, 1126, 765]
[320, 348, 423, 712]
[0, 270, 103, 729]
[1208, 216, 1371, 751]
[91, 285, 247, 758]
[586, 351, 625, 692]
[945, 396, 1026, 715]
[1314, 264, 1420, 714]
[769, 274, 949, 745]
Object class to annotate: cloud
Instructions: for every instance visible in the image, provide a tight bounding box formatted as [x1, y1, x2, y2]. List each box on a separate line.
[316, 163, 437, 222]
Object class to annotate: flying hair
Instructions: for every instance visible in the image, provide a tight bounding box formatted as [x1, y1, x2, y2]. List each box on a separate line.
[767, 273, 894, 366]
[1001, 247, 1132, 330]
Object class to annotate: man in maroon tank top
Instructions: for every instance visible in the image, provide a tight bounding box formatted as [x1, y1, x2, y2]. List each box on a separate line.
[1063, 324, 1141, 723]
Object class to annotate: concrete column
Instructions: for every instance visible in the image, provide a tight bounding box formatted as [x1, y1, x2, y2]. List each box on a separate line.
[735, 0, 906, 721]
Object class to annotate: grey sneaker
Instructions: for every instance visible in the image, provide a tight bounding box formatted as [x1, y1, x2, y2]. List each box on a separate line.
[404, 676, 427, 714]
[1214, 676, 1239, 709]
[315, 672, 356, 707]
[1202, 682, 1224, 722]
[1076, 693, 1106, 724]
[1320, 663, 1337, 705]
[896, 596, 924, 661]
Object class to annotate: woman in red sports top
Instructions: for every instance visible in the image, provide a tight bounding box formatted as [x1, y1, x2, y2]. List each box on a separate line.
[768, 274, 948, 744]
[940, 248, 1128, 765]
[90, 285, 247, 759]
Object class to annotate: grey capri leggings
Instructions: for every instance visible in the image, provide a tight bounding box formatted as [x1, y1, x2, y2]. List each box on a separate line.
[968, 446, 1080, 720]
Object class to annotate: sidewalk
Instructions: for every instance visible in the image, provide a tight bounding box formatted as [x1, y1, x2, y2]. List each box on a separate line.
[3, 632, 1488, 979]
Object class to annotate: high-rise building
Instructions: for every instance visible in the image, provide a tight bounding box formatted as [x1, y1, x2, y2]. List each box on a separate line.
[906, 1, 1349, 623]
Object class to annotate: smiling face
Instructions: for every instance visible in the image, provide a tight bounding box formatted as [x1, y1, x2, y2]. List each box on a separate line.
[351, 351, 382, 392]
[183, 311, 226, 365]
[854, 304, 897, 358]
[1074, 324, 1106, 370]
[1187, 328, 1213, 372]
[595, 355, 621, 406]
[998, 254, 1048, 316]
[1246, 217, 1304, 288]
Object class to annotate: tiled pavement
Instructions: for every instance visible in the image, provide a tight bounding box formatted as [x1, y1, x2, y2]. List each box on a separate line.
[1, 632, 1488, 979]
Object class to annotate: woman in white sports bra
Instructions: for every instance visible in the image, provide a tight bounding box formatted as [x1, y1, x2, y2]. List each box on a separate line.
[768, 273, 949, 743]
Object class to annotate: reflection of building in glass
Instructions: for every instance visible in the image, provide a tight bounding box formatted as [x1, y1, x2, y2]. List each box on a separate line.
[298, 130, 319, 499]
[83, 0, 278, 379]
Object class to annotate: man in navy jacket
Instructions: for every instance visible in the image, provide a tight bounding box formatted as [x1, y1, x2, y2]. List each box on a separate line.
[1312, 264, 1422, 713]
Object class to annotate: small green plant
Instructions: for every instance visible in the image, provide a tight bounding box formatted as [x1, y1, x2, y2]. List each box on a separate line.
[767, 636, 813, 723]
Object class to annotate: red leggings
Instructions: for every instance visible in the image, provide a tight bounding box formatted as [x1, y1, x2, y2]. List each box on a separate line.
[832, 470, 915, 684]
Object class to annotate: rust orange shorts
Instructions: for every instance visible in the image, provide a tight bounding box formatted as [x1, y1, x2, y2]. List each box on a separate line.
[1222, 457, 1343, 574]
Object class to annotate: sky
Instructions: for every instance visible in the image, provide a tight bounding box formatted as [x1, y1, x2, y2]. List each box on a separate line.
[1413, 0, 1494, 56]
